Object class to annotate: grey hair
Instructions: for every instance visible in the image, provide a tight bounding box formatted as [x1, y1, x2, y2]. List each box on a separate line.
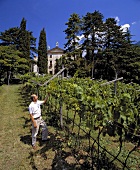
[31, 94, 36, 101]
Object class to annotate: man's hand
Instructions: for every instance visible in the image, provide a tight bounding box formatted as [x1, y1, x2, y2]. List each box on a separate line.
[33, 121, 37, 128]
[30, 114, 37, 128]
[44, 93, 50, 104]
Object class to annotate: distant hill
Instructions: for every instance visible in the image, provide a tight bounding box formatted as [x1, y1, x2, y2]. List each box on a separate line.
[0, 42, 11, 46]
[135, 41, 140, 46]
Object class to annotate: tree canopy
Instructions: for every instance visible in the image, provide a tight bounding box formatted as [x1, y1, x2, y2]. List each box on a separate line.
[0, 45, 28, 84]
[0, 18, 37, 69]
[0, 18, 37, 83]
[62, 11, 140, 83]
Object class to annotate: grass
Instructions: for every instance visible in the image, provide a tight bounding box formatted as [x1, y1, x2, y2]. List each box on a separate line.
[0, 85, 32, 170]
[0, 85, 59, 170]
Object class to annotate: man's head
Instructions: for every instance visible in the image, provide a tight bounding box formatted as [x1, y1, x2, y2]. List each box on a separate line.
[31, 94, 38, 102]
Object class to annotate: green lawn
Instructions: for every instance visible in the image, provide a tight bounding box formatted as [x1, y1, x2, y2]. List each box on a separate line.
[0, 85, 31, 169]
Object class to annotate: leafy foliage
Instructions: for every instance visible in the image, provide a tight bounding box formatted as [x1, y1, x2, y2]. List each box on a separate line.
[23, 76, 140, 169]
[24, 76, 140, 138]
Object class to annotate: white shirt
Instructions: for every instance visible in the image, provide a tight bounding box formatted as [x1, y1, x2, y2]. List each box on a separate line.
[29, 100, 44, 118]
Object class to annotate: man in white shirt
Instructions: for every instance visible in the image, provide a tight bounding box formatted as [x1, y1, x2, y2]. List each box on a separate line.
[29, 94, 49, 149]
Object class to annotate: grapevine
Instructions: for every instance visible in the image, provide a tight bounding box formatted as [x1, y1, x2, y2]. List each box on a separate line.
[22, 74, 140, 169]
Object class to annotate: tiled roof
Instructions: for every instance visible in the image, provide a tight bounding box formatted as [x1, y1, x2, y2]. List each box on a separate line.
[48, 46, 64, 54]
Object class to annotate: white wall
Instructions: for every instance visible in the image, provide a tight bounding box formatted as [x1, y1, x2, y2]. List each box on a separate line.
[48, 54, 63, 74]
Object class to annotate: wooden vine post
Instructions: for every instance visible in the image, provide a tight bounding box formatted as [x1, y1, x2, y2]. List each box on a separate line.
[59, 64, 65, 129]
[101, 77, 123, 95]
[114, 72, 118, 95]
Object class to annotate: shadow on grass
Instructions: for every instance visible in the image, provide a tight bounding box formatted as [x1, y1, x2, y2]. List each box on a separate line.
[16, 85, 31, 109]
[28, 151, 38, 170]
[20, 135, 32, 145]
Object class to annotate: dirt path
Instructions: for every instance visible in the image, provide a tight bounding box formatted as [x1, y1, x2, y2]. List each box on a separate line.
[0, 85, 56, 170]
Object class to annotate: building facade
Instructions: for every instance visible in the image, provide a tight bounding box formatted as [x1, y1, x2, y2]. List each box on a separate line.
[47, 44, 64, 75]
[33, 43, 64, 75]
[32, 56, 39, 74]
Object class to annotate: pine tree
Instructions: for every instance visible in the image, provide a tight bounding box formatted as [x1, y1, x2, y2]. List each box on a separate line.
[63, 11, 140, 81]
[0, 18, 37, 73]
[129, 45, 140, 83]
[101, 18, 127, 80]
[116, 28, 133, 80]
[81, 11, 104, 78]
[64, 13, 81, 56]
[81, 11, 104, 61]
[0, 27, 19, 46]
[0, 45, 28, 84]
[64, 13, 83, 76]
[38, 28, 47, 74]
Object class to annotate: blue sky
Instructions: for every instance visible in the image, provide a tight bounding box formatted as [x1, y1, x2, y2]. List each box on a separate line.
[0, 0, 140, 49]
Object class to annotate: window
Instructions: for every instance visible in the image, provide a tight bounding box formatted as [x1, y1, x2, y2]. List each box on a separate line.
[50, 55, 52, 58]
[49, 60, 52, 69]
[49, 71, 52, 75]
[50, 60, 52, 64]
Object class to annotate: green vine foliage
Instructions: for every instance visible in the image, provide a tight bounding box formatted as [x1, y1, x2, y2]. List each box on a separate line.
[25, 76, 140, 139]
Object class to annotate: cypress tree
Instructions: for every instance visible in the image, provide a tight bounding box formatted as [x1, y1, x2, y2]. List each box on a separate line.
[38, 28, 47, 74]
[18, 18, 30, 60]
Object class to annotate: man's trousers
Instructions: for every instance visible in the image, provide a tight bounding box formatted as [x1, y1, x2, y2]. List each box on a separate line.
[32, 117, 48, 146]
